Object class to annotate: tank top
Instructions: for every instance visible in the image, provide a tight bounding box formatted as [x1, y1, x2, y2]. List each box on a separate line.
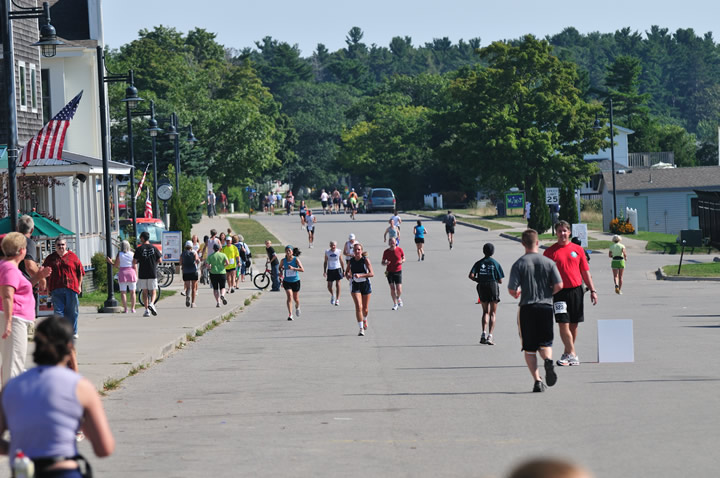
[281, 257, 300, 282]
[414, 225, 425, 239]
[325, 249, 342, 270]
[118, 251, 134, 268]
[182, 250, 198, 273]
[2, 366, 83, 465]
[348, 256, 369, 282]
[387, 227, 398, 239]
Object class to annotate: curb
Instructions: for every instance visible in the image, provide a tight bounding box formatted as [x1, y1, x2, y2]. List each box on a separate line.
[402, 212, 490, 232]
[655, 267, 720, 282]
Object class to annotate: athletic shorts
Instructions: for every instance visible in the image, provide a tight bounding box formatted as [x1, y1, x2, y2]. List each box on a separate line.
[327, 268, 343, 282]
[611, 258, 626, 269]
[300, 212, 306, 218]
[307, 226, 315, 233]
[321, 201, 328, 207]
[414, 237, 424, 244]
[182, 272, 199, 282]
[386, 271, 402, 284]
[283, 280, 301, 292]
[137, 278, 157, 291]
[210, 273, 226, 291]
[351, 280, 372, 295]
[445, 226, 455, 234]
[476, 281, 500, 303]
[118, 281, 136, 292]
[225, 267, 236, 273]
[553, 286, 584, 323]
[333, 198, 341, 204]
[518, 303, 554, 352]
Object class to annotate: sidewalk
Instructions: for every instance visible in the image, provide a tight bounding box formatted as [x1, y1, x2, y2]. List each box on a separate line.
[23, 214, 272, 391]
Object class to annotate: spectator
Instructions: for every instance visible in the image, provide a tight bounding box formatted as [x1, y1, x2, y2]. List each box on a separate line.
[207, 190, 216, 217]
[42, 237, 84, 339]
[265, 240, 281, 291]
[17, 215, 43, 287]
[106, 240, 137, 314]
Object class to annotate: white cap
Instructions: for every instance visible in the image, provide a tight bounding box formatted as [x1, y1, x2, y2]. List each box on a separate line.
[348, 234, 355, 240]
[185, 240, 193, 248]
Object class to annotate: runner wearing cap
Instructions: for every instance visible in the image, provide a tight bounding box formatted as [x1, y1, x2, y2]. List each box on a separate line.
[222, 236, 239, 293]
[281, 245, 304, 321]
[343, 234, 356, 264]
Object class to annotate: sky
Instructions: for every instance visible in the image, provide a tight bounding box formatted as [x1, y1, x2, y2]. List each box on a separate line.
[102, 0, 719, 56]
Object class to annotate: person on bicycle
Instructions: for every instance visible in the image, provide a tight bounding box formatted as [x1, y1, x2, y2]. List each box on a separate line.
[281, 246, 304, 321]
[345, 242, 374, 336]
[323, 241, 345, 306]
[133, 231, 161, 318]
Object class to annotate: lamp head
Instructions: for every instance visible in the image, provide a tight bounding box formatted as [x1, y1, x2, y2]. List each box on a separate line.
[121, 85, 142, 110]
[165, 123, 178, 139]
[33, 23, 63, 58]
[146, 118, 161, 137]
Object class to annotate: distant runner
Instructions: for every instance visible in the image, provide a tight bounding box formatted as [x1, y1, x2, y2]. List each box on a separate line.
[323, 241, 345, 306]
[413, 220, 426, 261]
[468, 243, 504, 345]
[381, 238, 405, 310]
[444, 210, 456, 249]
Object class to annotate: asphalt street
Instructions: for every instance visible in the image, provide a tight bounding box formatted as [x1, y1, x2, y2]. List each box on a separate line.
[90, 212, 719, 477]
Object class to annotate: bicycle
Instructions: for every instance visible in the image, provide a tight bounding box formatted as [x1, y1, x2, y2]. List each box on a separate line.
[253, 261, 272, 290]
[157, 263, 175, 288]
[137, 285, 162, 306]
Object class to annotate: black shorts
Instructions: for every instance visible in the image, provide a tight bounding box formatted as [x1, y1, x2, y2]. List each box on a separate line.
[283, 280, 301, 292]
[445, 226, 455, 234]
[210, 273, 226, 291]
[225, 267, 236, 273]
[333, 198, 341, 204]
[326, 268, 343, 282]
[414, 237, 424, 244]
[519, 303, 554, 352]
[182, 272, 199, 282]
[300, 212, 306, 218]
[351, 280, 372, 295]
[321, 201, 328, 207]
[386, 271, 402, 284]
[307, 227, 315, 234]
[476, 281, 500, 303]
[553, 286, 584, 323]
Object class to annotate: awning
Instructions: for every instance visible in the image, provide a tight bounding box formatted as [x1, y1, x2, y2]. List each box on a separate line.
[0, 212, 74, 238]
[0, 145, 7, 169]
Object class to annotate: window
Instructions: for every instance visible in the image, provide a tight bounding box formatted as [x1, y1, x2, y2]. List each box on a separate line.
[691, 197, 699, 217]
[30, 65, 37, 110]
[18, 62, 26, 109]
[41, 69, 51, 123]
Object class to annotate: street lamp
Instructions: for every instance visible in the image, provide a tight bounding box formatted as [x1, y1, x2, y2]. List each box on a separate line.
[164, 112, 198, 191]
[144, 101, 163, 213]
[594, 97, 617, 220]
[2, 0, 63, 231]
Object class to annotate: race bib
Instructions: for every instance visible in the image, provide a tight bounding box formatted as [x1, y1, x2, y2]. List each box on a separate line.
[554, 301, 568, 315]
[284, 268, 297, 279]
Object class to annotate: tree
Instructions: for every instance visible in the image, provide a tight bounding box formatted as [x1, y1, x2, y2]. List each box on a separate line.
[559, 185, 579, 225]
[528, 175, 551, 234]
[168, 191, 191, 242]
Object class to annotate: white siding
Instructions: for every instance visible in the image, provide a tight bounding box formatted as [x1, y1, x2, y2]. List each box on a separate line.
[603, 189, 701, 235]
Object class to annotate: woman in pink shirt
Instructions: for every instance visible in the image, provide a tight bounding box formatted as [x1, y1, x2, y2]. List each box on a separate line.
[0, 232, 51, 387]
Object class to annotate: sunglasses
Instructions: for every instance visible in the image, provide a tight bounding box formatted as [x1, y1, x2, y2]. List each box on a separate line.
[56, 243, 67, 247]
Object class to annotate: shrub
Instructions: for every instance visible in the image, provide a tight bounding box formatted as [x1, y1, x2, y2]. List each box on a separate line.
[609, 217, 635, 234]
[91, 252, 108, 292]
[559, 186, 579, 226]
[169, 192, 192, 243]
[528, 177, 551, 234]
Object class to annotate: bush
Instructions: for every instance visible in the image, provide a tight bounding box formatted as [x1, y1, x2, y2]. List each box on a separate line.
[91, 252, 108, 292]
[581, 198, 602, 213]
[609, 217, 635, 234]
[528, 177, 551, 234]
[227, 186, 250, 213]
[169, 193, 192, 242]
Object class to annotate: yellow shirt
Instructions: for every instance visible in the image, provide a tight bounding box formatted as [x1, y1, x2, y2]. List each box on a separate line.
[222, 244, 239, 269]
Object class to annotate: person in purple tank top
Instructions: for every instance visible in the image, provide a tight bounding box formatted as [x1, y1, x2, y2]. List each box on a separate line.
[0, 316, 115, 476]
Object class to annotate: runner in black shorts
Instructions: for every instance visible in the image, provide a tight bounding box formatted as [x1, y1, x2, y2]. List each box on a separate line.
[323, 241, 345, 306]
[469, 243, 504, 344]
[552, 286, 584, 323]
[444, 210, 457, 249]
[381, 238, 405, 310]
[346, 242, 374, 336]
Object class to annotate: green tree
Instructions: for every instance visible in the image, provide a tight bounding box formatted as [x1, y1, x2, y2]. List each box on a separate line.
[168, 191, 191, 242]
[528, 176, 551, 234]
[559, 185, 579, 225]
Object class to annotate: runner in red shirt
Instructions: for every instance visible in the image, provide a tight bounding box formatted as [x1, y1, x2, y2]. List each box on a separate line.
[381, 238, 405, 310]
[543, 220, 598, 366]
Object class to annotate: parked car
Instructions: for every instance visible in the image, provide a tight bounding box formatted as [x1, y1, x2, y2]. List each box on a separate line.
[119, 217, 167, 252]
[365, 188, 396, 213]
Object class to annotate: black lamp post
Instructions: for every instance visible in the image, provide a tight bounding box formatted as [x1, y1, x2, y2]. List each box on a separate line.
[164, 112, 198, 191]
[2, 0, 62, 230]
[594, 98, 617, 220]
[144, 101, 163, 213]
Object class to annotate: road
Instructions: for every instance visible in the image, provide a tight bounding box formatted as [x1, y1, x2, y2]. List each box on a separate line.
[91, 212, 720, 477]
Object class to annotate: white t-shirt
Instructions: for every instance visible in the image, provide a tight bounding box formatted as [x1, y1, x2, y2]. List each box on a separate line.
[325, 249, 342, 270]
[343, 240, 355, 259]
[391, 215, 401, 227]
[320, 192, 329, 201]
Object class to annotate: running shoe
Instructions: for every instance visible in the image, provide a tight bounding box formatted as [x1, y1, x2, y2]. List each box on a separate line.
[568, 354, 580, 366]
[392, 304, 399, 311]
[143, 310, 150, 317]
[557, 354, 570, 366]
[358, 329, 364, 336]
[398, 299, 403, 307]
[230, 288, 235, 293]
[288, 316, 293, 321]
[533, 380, 547, 393]
[363, 318, 368, 330]
[544, 359, 557, 386]
[421, 253, 425, 261]
[186, 295, 191, 307]
[479, 334, 487, 344]
[331, 296, 335, 305]
[221, 296, 227, 305]
[216, 303, 220, 308]
[191, 303, 197, 308]
[335, 300, 339, 306]
[295, 308, 301, 317]
[148, 303, 158, 316]
[486, 335, 494, 345]
[615, 285, 620, 295]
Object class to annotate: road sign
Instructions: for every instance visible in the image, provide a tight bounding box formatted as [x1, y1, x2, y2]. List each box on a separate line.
[545, 187, 559, 205]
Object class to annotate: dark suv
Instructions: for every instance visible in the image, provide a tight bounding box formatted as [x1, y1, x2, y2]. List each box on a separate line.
[365, 188, 396, 213]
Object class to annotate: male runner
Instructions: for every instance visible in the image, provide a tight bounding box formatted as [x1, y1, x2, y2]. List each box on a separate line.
[543, 220, 598, 366]
[468, 243, 504, 345]
[508, 229, 563, 392]
[444, 210, 457, 249]
[320, 189, 329, 215]
[323, 241, 345, 306]
[306, 209, 316, 248]
[381, 237, 405, 310]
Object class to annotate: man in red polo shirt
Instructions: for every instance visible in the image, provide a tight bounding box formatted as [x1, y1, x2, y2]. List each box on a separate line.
[43, 237, 84, 339]
[381, 237, 405, 310]
[543, 220, 597, 366]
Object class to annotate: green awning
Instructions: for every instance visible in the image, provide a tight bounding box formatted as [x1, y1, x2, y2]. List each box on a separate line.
[0, 212, 74, 238]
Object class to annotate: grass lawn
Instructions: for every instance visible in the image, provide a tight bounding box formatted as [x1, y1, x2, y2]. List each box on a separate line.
[79, 289, 177, 308]
[662, 262, 720, 277]
[228, 218, 280, 246]
[461, 218, 511, 230]
[587, 240, 613, 250]
[404, 210, 444, 218]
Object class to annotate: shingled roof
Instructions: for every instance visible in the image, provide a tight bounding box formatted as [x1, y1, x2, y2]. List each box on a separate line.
[599, 166, 720, 193]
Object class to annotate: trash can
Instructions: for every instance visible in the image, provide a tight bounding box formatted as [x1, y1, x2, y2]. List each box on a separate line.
[496, 201, 506, 217]
[230, 203, 235, 213]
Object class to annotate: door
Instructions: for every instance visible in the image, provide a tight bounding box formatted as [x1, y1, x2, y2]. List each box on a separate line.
[626, 196, 649, 231]
[688, 195, 699, 229]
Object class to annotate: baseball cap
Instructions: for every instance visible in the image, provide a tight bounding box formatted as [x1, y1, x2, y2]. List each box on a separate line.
[348, 234, 355, 240]
[213, 243, 220, 251]
[226, 237, 232, 242]
[185, 240, 193, 248]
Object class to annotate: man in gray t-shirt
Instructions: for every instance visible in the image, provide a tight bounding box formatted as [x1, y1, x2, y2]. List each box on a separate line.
[508, 229, 563, 393]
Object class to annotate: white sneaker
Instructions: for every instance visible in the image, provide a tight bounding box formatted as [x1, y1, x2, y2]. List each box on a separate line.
[148, 303, 157, 316]
[358, 329, 365, 336]
[334, 300, 339, 306]
[295, 308, 301, 317]
[398, 298, 403, 307]
[392, 304, 399, 311]
[143, 310, 150, 317]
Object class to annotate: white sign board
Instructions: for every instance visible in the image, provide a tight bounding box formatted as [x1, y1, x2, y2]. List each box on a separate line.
[161, 231, 182, 262]
[597, 320, 634, 362]
[571, 223, 588, 248]
[545, 187, 559, 205]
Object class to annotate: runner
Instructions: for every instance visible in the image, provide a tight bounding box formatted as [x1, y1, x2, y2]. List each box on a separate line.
[222, 236, 239, 293]
[320, 189, 330, 215]
[285, 190, 295, 215]
[444, 210, 457, 249]
[323, 241, 345, 306]
[383, 219, 400, 246]
[609, 235, 627, 294]
[343, 234, 356, 264]
[543, 220, 598, 367]
[305, 209, 316, 248]
[468, 243, 504, 344]
[508, 229, 563, 393]
[381, 238, 405, 310]
[345, 242, 374, 336]
[349, 194, 358, 220]
[281, 246, 304, 321]
[332, 188, 341, 213]
[235, 235, 251, 283]
[205, 243, 229, 307]
[413, 220, 426, 261]
[181, 240, 200, 308]
[390, 211, 402, 231]
[298, 200, 307, 229]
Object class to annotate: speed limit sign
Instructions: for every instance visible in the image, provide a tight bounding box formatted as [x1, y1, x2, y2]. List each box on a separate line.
[545, 187, 559, 205]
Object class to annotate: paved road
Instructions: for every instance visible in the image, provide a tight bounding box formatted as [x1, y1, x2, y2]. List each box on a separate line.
[91, 212, 719, 477]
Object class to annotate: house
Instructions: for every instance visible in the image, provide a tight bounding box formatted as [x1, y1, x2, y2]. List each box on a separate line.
[580, 125, 633, 199]
[597, 166, 720, 235]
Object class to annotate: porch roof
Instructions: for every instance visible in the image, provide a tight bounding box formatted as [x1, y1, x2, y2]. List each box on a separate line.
[12, 151, 130, 176]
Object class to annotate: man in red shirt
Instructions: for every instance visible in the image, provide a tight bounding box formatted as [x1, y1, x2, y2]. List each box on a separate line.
[543, 221, 597, 366]
[42, 237, 85, 339]
[381, 237, 405, 310]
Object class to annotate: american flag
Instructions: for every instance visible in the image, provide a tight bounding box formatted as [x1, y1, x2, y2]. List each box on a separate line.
[144, 187, 153, 218]
[135, 164, 150, 200]
[19, 91, 83, 168]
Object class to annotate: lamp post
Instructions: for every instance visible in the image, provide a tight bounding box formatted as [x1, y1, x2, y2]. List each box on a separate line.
[144, 101, 163, 214]
[164, 112, 198, 191]
[96, 47, 143, 312]
[594, 98, 617, 219]
[2, 0, 62, 230]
